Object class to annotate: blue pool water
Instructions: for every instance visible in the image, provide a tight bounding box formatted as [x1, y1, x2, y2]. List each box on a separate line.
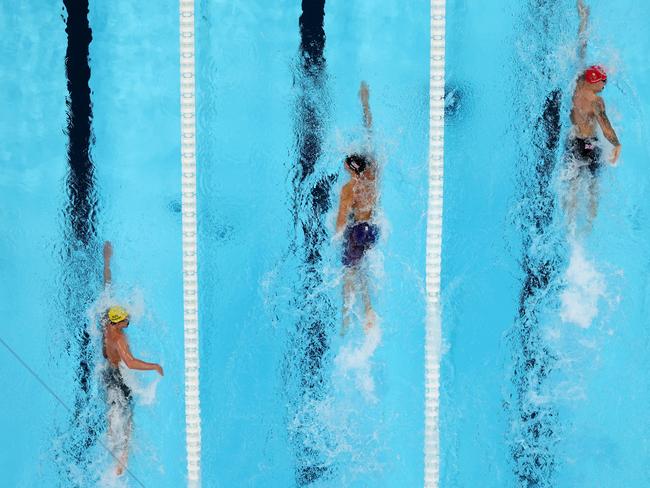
[197, 0, 428, 486]
[442, 0, 650, 487]
[2, 1, 650, 487]
[1, 1, 184, 486]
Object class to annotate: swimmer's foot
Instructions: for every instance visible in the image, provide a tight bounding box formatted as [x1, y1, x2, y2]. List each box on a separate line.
[116, 451, 128, 477]
[340, 314, 351, 336]
[364, 309, 377, 332]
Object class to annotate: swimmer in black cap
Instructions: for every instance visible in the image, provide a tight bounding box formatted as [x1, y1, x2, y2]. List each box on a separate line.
[336, 82, 379, 336]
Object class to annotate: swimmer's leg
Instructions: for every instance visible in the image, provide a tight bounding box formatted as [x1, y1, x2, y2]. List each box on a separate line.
[586, 173, 600, 232]
[106, 380, 133, 477]
[359, 267, 375, 331]
[115, 406, 132, 476]
[107, 402, 122, 474]
[563, 170, 580, 235]
[117, 414, 131, 475]
[341, 267, 355, 336]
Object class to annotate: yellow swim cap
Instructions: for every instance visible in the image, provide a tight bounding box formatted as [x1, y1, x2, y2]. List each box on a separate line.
[107, 306, 129, 323]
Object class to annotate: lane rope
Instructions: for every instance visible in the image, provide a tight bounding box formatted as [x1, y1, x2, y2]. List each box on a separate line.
[179, 1, 202, 485]
[425, 1, 446, 487]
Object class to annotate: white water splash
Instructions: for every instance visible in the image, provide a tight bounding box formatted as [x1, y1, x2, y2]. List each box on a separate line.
[560, 242, 606, 328]
[120, 365, 160, 406]
[288, 321, 385, 475]
[334, 322, 382, 403]
[87, 285, 146, 326]
[98, 463, 130, 488]
[84, 287, 161, 481]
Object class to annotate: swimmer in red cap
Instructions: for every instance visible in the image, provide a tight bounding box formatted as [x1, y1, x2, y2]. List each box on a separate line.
[564, 0, 621, 232]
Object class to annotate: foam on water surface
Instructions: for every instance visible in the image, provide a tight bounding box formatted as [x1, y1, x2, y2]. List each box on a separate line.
[560, 240, 606, 328]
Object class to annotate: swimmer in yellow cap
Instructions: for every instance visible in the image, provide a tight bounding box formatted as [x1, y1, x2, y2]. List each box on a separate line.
[102, 241, 163, 476]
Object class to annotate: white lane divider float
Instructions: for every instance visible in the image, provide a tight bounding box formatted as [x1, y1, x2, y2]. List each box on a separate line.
[180, 1, 201, 486]
[425, 1, 446, 487]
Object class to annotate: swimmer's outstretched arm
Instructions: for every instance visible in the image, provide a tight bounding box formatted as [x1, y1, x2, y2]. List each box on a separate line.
[577, 0, 589, 63]
[359, 81, 372, 131]
[103, 241, 112, 287]
[594, 98, 622, 163]
[116, 336, 164, 376]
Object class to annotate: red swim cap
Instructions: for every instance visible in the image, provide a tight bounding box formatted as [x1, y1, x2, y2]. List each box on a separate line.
[584, 65, 607, 84]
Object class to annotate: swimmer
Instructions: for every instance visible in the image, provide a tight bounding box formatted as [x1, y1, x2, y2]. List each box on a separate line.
[564, 0, 621, 233]
[102, 241, 163, 476]
[336, 82, 379, 336]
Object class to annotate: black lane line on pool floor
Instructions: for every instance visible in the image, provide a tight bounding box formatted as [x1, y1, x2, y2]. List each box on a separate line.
[61, 0, 102, 483]
[507, 2, 565, 485]
[511, 88, 562, 487]
[287, 0, 338, 485]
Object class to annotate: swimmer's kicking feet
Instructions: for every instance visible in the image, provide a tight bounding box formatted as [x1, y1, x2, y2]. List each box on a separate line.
[102, 241, 163, 476]
[336, 82, 379, 336]
[564, 0, 621, 233]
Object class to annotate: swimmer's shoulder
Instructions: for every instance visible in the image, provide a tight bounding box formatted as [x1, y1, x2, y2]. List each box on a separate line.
[593, 95, 605, 111]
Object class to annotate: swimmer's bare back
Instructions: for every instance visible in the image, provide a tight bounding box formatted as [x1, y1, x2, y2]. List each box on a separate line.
[340, 177, 376, 224]
[570, 77, 620, 163]
[570, 88, 612, 138]
[570, 90, 600, 138]
[103, 325, 124, 367]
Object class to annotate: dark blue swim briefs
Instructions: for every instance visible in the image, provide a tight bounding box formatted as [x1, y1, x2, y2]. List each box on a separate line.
[342, 221, 379, 267]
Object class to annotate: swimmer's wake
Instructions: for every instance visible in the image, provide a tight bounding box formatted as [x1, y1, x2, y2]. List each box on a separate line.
[560, 239, 606, 328]
[334, 323, 382, 403]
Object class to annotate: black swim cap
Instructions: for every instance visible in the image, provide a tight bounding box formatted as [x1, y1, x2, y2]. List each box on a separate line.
[345, 154, 371, 175]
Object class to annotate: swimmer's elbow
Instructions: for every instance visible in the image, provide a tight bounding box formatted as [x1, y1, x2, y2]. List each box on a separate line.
[122, 357, 136, 369]
[117, 348, 136, 368]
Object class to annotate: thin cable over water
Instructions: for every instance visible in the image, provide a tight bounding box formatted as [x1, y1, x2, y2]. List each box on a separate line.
[0, 336, 146, 488]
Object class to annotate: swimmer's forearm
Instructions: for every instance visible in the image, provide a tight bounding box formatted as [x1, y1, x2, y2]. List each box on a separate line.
[125, 358, 159, 371]
[596, 106, 620, 147]
[359, 81, 372, 129]
[103, 241, 112, 285]
[578, 38, 587, 63]
[577, 0, 589, 32]
[362, 105, 372, 129]
[577, 0, 589, 60]
[103, 264, 111, 286]
[604, 128, 620, 147]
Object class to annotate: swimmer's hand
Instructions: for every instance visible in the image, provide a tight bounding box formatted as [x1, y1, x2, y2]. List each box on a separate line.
[610, 144, 621, 165]
[359, 81, 369, 105]
[577, 0, 589, 19]
[154, 364, 164, 376]
[359, 81, 372, 129]
[103, 241, 113, 260]
[103, 241, 113, 286]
